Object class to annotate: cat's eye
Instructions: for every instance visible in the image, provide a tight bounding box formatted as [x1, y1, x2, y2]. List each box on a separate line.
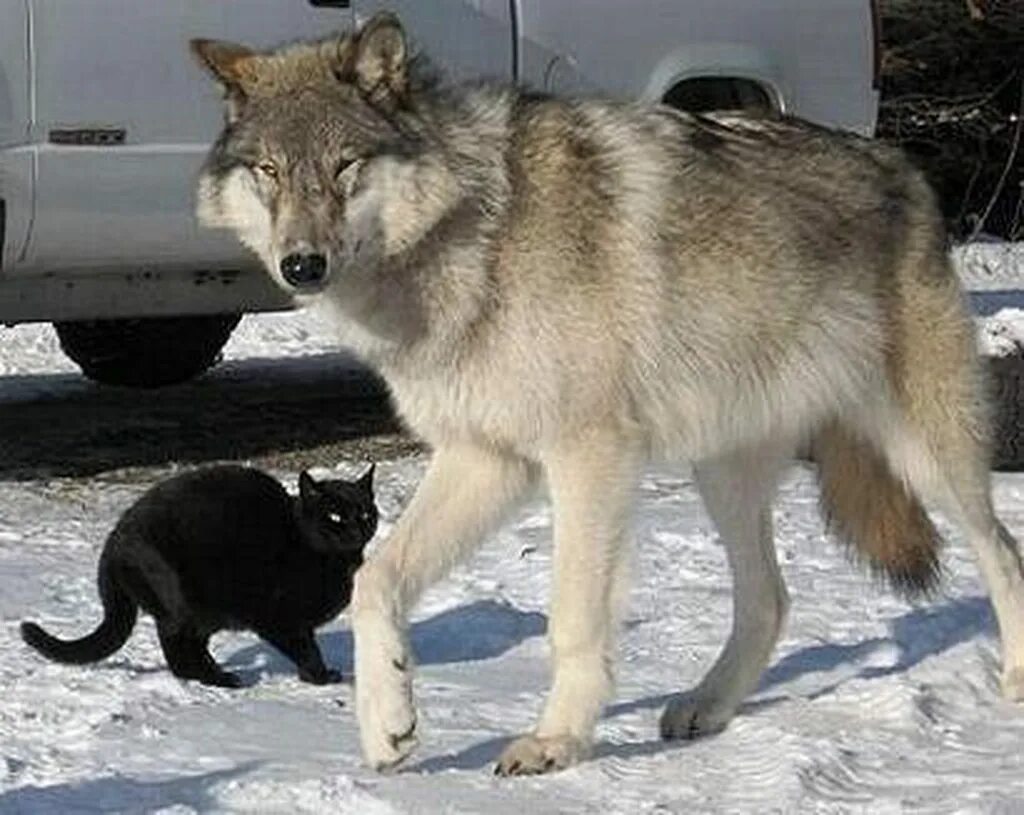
[254, 160, 279, 179]
[327, 512, 343, 524]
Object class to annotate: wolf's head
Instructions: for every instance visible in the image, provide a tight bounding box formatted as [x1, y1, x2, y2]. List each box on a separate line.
[191, 13, 445, 295]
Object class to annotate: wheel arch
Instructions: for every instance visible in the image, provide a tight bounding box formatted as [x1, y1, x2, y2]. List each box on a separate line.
[643, 43, 786, 114]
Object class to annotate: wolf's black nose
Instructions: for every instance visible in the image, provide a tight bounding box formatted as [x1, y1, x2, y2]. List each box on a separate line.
[280, 253, 328, 287]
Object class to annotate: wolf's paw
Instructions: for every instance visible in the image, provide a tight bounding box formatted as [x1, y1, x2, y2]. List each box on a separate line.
[1001, 667, 1024, 701]
[494, 734, 588, 776]
[659, 695, 733, 741]
[357, 678, 418, 770]
[356, 643, 418, 771]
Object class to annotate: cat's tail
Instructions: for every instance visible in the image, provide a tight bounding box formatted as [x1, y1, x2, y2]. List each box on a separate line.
[21, 560, 137, 664]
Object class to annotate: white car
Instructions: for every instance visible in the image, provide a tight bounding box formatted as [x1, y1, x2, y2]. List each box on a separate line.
[0, 1, 880, 385]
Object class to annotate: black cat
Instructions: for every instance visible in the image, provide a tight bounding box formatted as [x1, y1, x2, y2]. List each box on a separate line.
[21, 464, 378, 688]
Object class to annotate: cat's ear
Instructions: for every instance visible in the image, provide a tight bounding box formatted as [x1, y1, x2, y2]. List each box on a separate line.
[298, 470, 319, 500]
[358, 464, 376, 493]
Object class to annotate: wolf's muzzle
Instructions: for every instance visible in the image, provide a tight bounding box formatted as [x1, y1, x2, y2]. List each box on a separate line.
[280, 253, 328, 288]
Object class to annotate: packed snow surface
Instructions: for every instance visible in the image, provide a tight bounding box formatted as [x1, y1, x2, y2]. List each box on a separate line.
[2, 247, 1024, 813]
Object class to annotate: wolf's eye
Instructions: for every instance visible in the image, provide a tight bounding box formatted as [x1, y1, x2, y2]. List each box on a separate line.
[327, 512, 343, 524]
[254, 161, 279, 179]
[334, 158, 357, 180]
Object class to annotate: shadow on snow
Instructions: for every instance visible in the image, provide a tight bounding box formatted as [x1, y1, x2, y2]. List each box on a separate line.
[0, 763, 258, 815]
[412, 595, 995, 772]
[225, 598, 548, 681]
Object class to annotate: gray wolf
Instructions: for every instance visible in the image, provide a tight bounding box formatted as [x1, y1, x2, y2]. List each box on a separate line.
[191, 12, 1024, 774]
[21, 465, 377, 687]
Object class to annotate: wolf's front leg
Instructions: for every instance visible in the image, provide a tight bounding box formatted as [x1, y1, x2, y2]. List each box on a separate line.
[352, 444, 535, 770]
[496, 433, 640, 776]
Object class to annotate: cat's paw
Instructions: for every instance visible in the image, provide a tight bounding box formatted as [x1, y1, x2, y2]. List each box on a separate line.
[198, 671, 245, 689]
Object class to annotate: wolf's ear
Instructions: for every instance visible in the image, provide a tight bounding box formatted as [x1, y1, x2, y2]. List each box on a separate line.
[349, 12, 408, 104]
[190, 39, 256, 118]
[190, 39, 256, 87]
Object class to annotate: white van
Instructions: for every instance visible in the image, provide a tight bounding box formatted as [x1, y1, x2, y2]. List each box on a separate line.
[0, 1, 880, 385]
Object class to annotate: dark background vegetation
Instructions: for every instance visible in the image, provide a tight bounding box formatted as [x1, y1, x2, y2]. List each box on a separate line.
[874, 2, 1024, 466]
[877, 0, 1023, 240]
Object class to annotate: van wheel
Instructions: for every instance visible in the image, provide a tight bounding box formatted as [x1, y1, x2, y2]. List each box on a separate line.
[53, 314, 241, 388]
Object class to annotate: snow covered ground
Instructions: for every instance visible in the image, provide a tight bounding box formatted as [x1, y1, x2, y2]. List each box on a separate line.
[2, 248, 1024, 813]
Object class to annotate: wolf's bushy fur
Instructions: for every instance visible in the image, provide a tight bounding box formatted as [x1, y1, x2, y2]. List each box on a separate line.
[193, 13, 1024, 774]
[21, 466, 377, 687]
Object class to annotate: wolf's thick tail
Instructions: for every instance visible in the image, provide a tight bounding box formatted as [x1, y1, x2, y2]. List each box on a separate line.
[812, 420, 942, 599]
[21, 561, 138, 664]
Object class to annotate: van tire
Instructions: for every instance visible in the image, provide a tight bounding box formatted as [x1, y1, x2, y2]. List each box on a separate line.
[53, 314, 241, 388]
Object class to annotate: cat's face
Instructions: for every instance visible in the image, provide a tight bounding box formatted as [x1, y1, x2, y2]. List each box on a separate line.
[297, 466, 378, 554]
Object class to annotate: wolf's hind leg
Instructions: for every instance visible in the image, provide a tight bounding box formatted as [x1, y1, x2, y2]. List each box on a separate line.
[880, 415, 1024, 700]
[869, 258, 1024, 699]
[958, 509, 1024, 700]
[660, 440, 791, 741]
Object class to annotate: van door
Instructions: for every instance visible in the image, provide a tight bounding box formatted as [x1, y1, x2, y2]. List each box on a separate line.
[21, 0, 354, 276]
[0, 0, 33, 269]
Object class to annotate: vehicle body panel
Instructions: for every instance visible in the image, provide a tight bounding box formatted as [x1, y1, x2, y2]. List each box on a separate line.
[0, 0, 878, 324]
[14, 1, 353, 282]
